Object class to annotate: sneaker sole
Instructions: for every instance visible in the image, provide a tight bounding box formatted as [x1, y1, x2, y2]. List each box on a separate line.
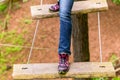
[58, 69, 69, 75]
[58, 71, 67, 75]
[49, 9, 59, 12]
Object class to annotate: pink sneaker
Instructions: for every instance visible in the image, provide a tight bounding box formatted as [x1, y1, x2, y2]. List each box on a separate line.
[58, 53, 70, 75]
[49, 2, 59, 12]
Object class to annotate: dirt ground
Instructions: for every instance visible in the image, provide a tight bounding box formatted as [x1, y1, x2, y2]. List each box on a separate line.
[1, 0, 120, 79]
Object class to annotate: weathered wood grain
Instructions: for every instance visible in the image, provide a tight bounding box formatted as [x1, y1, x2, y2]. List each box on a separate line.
[13, 62, 115, 80]
[30, 0, 108, 19]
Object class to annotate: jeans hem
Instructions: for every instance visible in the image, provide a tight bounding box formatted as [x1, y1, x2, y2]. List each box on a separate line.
[58, 51, 71, 55]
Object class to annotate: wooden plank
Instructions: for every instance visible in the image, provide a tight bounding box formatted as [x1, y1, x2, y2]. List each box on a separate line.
[12, 62, 116, 80]
[31, 0, 108, 19]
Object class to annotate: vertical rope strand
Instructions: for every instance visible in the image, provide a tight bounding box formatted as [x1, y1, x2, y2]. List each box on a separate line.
[27, 0, 43, 64]
[97, 12, 103, 63]
[40, 0, 43, 6]
[27, 20, 39, 64]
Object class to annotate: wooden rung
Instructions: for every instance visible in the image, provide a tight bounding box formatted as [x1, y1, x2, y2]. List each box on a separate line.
[31, 0, 108, 19]
[12, 62, 115, 80]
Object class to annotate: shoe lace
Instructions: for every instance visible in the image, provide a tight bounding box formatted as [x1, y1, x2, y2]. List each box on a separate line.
[61, 58, 66, 64]
[59, 54, 68, 64]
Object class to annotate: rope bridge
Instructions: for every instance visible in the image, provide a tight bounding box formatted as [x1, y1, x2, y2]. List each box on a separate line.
[12, 0, 117, 80]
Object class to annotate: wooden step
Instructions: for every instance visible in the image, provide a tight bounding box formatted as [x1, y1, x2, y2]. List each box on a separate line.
[30, 0, 108, 19]
[12, 62, 115, 80]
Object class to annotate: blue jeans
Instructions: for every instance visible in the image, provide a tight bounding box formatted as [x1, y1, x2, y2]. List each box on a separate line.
[58, 0, 74, 55]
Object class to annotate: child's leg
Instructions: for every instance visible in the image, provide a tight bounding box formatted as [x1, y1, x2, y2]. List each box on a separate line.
[59, 0, 74, 56]
[58, 0, 74, 74]
[49, 0, 60, 12]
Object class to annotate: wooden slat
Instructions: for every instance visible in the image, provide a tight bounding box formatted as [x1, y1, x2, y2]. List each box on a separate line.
[31, 0, 108, 19]
[12, 62, 115, 80]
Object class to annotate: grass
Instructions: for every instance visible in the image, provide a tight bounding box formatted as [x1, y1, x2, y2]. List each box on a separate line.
[0, 1, 30, 79]
[0, 20, 3, 27]
[92, 77, 120, 80]
[23, 0, 28, 3]
[12, 2, 21, 10]
[23, 19, 32, 24]
[112, 0, 120, 4]
[19, 17, 33, 25]
[91, 76, 120, 80]
[0, 14, 31, 79]
[0, 3, 7, 12]
[0, 30, 25, 74]
[0, 0, 24, 13]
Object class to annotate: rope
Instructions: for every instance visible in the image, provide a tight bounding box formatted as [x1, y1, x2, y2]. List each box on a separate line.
[27, 20, 39, 64]
[97, 3, 104, 80]
[0, 44, 50, 50]
[40, 0, 43, 6]
[27, 0, 43, 64]
[97, 12, 103, 63]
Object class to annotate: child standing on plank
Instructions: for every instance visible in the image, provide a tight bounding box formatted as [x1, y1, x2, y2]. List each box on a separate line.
[49, 0, 74, 74]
